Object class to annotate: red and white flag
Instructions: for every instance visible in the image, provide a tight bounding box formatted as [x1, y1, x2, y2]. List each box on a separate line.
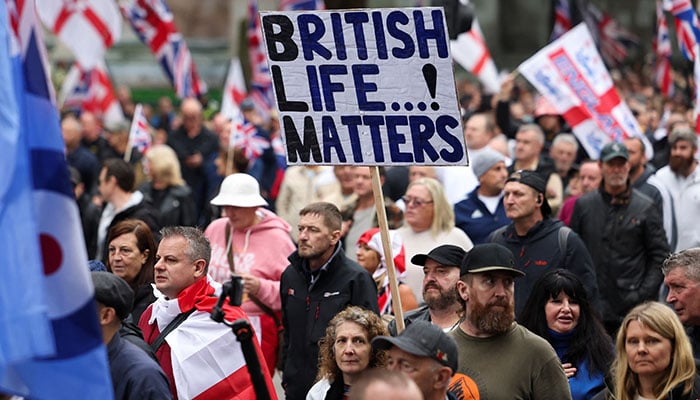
[146, 278, 273, 399]
[518, 23, 652, 160]
[128, 104, 152, 154]
[220, 58, 247, 120]
[655, 2, 674, 97]
[36, 0, 121, 69]
[59, 60, 124, 125]
[120, 0, 207, 99]
[450, 18, 500, 94]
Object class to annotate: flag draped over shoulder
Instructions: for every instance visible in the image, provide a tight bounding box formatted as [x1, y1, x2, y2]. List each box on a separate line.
[36, 0, 121, 69]
[220, 58, 247, 120]
[518, 24, 650, 160]
[120, 0, 207, 98]
[0, 1, 113, 398]
[59, 60, 124, 125]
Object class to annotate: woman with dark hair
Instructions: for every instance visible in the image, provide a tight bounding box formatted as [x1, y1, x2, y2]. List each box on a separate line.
[307, 306, 388, 400]
[520, 269, 613, 400]
[106, 219, 157, 323]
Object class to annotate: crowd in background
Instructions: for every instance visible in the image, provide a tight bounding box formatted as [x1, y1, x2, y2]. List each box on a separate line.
[57, 60, 700, 399]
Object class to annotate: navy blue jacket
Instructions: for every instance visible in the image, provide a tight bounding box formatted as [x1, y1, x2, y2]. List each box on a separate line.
[454, 186, 510, 244]
[108, 331, 171, 400]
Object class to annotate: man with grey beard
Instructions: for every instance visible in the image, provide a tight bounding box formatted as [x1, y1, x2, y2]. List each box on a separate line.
[388, 244, 465, 335]
[450, 243, 572, 399]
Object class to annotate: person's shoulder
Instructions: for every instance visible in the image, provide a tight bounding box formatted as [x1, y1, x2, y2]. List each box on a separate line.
[514, 324, 558, 351]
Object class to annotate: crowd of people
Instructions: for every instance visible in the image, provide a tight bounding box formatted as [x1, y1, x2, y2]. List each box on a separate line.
[54, 64, 700, 400]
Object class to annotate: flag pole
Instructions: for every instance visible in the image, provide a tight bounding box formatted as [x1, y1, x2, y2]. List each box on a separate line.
[370, 166, 405, 333]
[226, 119, 235, 176]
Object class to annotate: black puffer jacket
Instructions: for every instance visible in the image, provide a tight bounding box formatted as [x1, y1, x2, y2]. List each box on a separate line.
[570, 186, 670, 328]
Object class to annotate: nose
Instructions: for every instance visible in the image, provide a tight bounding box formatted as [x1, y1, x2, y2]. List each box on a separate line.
[154, 258, 165, 271]
[342, 342, 355, 355]
[666, 289, 676, 304]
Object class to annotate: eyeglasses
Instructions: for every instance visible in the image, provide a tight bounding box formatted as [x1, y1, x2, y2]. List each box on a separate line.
[402, 196, 433, 207]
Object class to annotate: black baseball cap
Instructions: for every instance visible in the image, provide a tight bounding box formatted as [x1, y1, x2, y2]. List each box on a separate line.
[411, 244, 466, 268]
[91, 271, 134, 320]
[460, 243, 524, 277]
[506, 170, 552, 218]
[372, 320, 458, 374]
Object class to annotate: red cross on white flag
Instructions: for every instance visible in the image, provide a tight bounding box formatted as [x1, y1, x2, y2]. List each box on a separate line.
[36, 0, 121, 69]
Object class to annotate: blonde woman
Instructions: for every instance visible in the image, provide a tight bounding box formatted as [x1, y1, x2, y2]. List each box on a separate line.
[593, 302, 700, 400]
[397, 177, 473, 302]
[139, 144, 197, 227]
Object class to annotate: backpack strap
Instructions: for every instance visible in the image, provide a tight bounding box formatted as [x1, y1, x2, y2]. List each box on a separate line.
[150, 308, 196, 352]
[558, 226, 571, 257]
[489, 225, 509, 242]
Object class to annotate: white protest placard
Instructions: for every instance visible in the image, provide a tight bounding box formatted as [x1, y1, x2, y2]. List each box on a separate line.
[260, 7, 467, 166]
[518, 23, 651, 159]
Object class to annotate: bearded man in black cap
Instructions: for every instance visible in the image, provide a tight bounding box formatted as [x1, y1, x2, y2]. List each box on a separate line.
[489, 169, 598, 318]
[450, 243, 572, 400]
[570, 141, 669, 334]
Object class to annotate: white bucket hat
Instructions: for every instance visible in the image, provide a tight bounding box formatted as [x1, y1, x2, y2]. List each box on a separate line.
[210, 173, 268, 207]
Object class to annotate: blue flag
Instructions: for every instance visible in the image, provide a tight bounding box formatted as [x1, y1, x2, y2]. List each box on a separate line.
[0, 1, 113, 398]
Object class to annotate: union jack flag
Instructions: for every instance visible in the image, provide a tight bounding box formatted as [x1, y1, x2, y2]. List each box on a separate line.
[584, 2, 638, 66]
[279, 0, 325, 10]
[550, 0, 572, 41]
[60, 60, 124, 124]
[128, 103, 152, 154]
[664, 0, 700, 60]
[229, 115, 269, 161]
[655, 3, 674, 97]
[120, 0, 207, 98]
[248, 0, 274, 117]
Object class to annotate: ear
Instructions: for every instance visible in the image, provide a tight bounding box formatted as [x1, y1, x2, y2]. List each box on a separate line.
[98, 304, 116, 326]
[193, 258, 207, 278]
[140, 248, 150, 266]
[433, 366, 453, 390]
[329, 229, 342, 245]
[456, 280, 469, 302]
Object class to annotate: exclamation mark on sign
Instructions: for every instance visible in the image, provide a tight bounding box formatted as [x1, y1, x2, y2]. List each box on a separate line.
[422, 64, 439, 111]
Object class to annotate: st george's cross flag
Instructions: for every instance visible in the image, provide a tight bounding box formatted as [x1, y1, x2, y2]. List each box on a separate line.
[220, 58, 247, 120]
[36, 0, 121, 69]
[519, 23, 652, 160]
[59, 60, 124, 125]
